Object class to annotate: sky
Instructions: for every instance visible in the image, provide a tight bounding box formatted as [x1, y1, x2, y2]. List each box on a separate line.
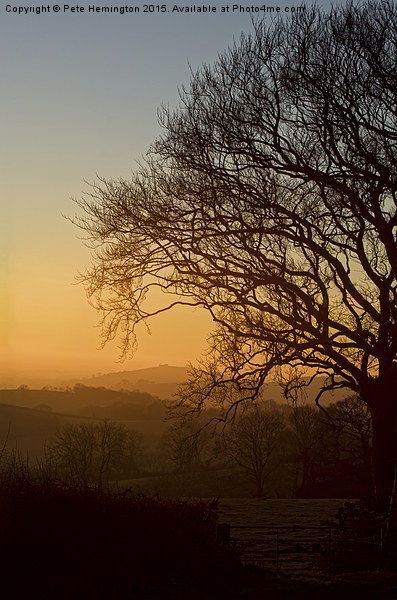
[1, 0, 338, 386]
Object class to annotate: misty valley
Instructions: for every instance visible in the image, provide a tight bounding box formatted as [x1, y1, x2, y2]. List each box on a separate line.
[0, 372, 389, 598]
[0, 371, 372, 500]
[3, 0, 397, 595]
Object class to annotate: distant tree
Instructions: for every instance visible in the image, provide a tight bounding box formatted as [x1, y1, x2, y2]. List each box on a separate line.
[75, 1, 397, 520]
[48, 423, 95, 486]
[34, 404, 52, 412]
[222, 404, 286, 497]
[95, 421, 130, 488]
[289, 397, 373, 498]
[159, 416, 214, 474]
[48, 421, 142, 487]
[120, 428, 144, 479]
[330, 396, 373, 490]
[288, 405, 328, 497]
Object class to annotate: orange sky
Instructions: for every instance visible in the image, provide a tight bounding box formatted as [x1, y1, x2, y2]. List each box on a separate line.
[1, 225, 213, 385]
[1, 166, 213, 387]
[1, 3, 336, 388]
[1, 11, 241, 388]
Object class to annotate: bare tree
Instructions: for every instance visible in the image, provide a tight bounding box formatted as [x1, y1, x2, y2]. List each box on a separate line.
[159, 415, 215, 474]
[75, 2, 397, 516]
[331, 396, 372, 479]
[222, 404, 286, 497]
[48, 423, 96, 486]
[48, 422, 142, 488]
[288, 405, 329, 497]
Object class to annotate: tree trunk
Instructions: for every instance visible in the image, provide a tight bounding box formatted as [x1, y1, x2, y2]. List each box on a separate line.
[361, 378, 397, 567]
[385, 467, 397, 568]
[366, 385, 397, 515]
[255, 474, 265, 499]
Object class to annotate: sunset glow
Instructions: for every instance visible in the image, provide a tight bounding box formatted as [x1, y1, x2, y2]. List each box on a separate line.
[1, 2, 335, 387]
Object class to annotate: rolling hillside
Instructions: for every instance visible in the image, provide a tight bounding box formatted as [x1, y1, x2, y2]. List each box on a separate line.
[0, 403, 167, 459]
[76, 365, 189, 399]
[0, 387, 164, 414]
[0, 389, 169, 459]
[75, 366, 349, 405]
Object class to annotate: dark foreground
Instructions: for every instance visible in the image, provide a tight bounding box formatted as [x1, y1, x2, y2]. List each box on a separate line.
[222, 568, 397, 600]
[0, 479, 396, 600]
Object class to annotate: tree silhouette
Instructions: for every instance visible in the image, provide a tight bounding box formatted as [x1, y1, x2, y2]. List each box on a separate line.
[288, 404, 329, 498]
[48, 422, 141, 487]
[75, 2, 397, 516]
[222, 404, 286, 498]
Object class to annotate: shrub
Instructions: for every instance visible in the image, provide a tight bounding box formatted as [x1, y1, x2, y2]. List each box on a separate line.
[0, 478, 238, 599]
[327, 502, 385, 572]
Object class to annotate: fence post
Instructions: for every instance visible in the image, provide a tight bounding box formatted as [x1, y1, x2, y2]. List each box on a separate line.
[379, 525, 384, 569]
[217, 523, 231, 545]
[328, 526, 332, 565]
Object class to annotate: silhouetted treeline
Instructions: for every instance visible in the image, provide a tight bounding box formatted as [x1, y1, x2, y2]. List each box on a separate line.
[148, 396, 373, 500]
[0, 386, 373, 499]
[0, 422, 387, 598]
[0, 384, 167, 419]
[0, 474, 238, 599]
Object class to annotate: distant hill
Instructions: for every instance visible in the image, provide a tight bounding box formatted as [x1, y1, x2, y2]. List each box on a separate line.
[0, 387, 161, 413]
[0, 385, 169, 424]
[76, 365, 190, 399]
[0, 403, 94, 458]
[74, 365, 349, 405]
[0, 402, 167, 459]
[0, 372, 351, 461]
[261, 377, 350, 405]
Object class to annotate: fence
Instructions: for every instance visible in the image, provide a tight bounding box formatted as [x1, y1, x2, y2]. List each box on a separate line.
[224, 524, 384, 573]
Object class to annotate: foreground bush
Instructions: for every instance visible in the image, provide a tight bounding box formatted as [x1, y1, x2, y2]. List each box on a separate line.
[327, 502, 385, 572]
[0, 478, 238, 599]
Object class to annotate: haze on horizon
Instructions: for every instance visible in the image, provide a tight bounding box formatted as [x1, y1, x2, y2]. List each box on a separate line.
[1, 2, 335, 389]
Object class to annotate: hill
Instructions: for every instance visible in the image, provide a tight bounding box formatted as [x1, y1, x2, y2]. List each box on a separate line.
[75, 366, 349, 405]
[76, 364, 190, 399]
[0, 403, 92, 458]
[0, 386, 164, 413]
[0, 402, 167, 459]
[0, 385, 170, 459]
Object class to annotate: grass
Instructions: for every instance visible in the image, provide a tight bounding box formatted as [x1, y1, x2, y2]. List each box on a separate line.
[0, 476, 240, 599]
[0, 454, 395, 600]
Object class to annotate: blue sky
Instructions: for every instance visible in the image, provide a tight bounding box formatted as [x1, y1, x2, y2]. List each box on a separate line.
[1, 0, 337, 384]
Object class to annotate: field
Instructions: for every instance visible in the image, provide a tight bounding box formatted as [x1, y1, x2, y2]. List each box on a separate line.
[0, 403, 168, 458]
[215, 498, 360, 575]
[216, 497, 342, 528]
